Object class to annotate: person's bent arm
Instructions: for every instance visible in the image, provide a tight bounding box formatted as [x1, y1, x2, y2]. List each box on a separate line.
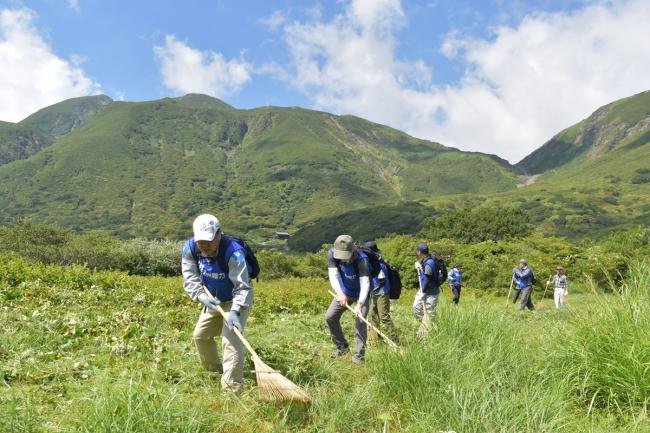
[228, 250, 253, 313]
[181, 243, 203, 301]
[519, 267, 532, 280]
[356, 258, 370, 305]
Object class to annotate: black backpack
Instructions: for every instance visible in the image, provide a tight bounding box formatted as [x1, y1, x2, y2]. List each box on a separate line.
[190, 233, 260, 280]
[432, 254, 448, 285]
[386, 263, 402, 300]
[357, 246, 382, 279]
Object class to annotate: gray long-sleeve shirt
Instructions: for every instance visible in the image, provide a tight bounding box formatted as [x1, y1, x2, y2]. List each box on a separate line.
[181, 245, 253, 312]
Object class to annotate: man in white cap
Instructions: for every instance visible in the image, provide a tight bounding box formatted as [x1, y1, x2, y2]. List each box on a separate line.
[552, 266, 568, 309]
[181, 214, 254, 392]
[325, 234, 370, 363]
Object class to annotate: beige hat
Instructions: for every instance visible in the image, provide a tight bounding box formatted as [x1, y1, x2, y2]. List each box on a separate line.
[333, 234, 354, 260]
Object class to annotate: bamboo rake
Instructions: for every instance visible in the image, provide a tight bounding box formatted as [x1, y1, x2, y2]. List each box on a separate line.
[327, 290, 399, 350]
[504, 276, 515, 309]
[539, 275, 554, 308]
[202, 287, 311, 404]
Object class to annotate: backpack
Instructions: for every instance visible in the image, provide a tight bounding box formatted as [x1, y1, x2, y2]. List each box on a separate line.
[531, 270, 537, 285]
[385, 263, 402, 300]
[356, 246, 382, 279]
[190, 233, 260, 280]
[432, 254, 448, 285]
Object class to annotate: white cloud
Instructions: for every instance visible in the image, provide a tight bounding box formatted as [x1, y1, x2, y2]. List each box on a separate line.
[258, 10, 287, 31]
[67, 0, 80, 14]
[154, 35, 251, 98]
[0, 8, 101, 122]
[279, 0, 650, 162]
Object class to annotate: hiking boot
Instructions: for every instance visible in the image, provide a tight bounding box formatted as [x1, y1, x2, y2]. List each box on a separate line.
[351, 354, 365, 364]
[330, 346, 350, 358]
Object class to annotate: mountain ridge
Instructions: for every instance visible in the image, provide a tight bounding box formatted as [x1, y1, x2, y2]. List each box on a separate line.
[0, 95, 521, 239]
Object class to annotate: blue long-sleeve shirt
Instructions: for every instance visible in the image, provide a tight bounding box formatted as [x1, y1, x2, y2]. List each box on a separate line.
[513, 266, 534, 289]
[448, 268, 462, 287]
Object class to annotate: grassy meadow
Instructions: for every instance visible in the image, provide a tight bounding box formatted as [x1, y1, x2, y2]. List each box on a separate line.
[1, 252, 648, 433]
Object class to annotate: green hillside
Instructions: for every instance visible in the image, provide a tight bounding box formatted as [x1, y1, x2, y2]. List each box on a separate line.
[0, 121, 54, 165]
[517, 90, 650, 176]
[20, 94, 113, 138]
[0, 95, 521, 239]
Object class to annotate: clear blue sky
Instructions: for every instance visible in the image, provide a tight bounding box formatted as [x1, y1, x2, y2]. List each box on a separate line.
[3, 0, 650, 161]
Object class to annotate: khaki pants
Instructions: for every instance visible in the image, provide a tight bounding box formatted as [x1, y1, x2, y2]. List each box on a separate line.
[368, 293, 398, 343]
[193, 301, 250, 392]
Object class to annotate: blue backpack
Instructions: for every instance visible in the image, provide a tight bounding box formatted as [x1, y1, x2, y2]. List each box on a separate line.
[189, 233, 260, 280]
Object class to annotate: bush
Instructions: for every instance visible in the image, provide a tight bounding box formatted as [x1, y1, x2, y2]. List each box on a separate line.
[421, 206, 532, 243]
[0, 221, 180, 276]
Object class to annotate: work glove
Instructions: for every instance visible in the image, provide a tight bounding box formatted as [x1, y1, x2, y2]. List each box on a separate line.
[414, 260, 422, 272]
[197, 292, 220, 310]
[512, 267, 519, 275]
[226, 310, 242, 332]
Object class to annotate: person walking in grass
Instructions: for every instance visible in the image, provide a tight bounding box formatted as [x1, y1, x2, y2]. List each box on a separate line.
[513, 258, 535, 311]
[413, 243, 440, 328]
[552, 266, 568, 309]
[364, 241, 398, 345]
[326, 235, 370, 364]
[448, 262, 463, 305]
[181, 214, 253, 392]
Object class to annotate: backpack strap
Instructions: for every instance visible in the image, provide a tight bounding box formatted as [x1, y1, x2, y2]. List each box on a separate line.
[189, 237, 199, 263]
[423, 256, 439, 285]
[188, 235, 232, 274]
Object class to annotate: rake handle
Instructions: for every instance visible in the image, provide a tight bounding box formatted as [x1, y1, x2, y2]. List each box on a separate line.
[202, 287, 261, 361]
[504, 276, 515, 309]
[327, 290, 399, 350]
[539, 274, 554, 307]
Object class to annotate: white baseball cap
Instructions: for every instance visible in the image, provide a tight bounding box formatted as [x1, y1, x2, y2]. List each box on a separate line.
[193, 214, 220, 241]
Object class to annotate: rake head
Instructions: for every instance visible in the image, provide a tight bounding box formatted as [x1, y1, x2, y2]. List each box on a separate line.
[251, 356, 311, 404]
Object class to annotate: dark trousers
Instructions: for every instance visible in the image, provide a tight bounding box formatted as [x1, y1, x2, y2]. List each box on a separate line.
[519, 286, 535, 310]
[325, 296, 369, 356]
[451, 285, 461, 304]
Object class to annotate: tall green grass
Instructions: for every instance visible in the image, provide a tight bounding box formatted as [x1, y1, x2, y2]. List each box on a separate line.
[2, 255, 649, 432]
[369, 303, 570, 432]
[555, 261, 650, 414]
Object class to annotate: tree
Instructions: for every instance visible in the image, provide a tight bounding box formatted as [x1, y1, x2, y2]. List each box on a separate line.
[422, 207, 532, 243]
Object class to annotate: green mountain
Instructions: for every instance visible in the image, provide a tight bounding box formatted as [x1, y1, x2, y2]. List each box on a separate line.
[0, 95, 521, 239]
[449, 90, 650, 238]
[0, 121, 54, 165]
[517, 90, 650, 179]
[0, 95, 113, 166]
[20, 95, 113, 138]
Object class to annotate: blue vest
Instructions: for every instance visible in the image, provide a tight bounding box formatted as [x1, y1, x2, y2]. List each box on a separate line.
[515, 268, 534, 289]
[420, 257, 440, 294]
[449, 268, 462, 286]
[184, 236, 247, 302]
[331, 248, 369, 298]
[371, 260, 390, 296]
